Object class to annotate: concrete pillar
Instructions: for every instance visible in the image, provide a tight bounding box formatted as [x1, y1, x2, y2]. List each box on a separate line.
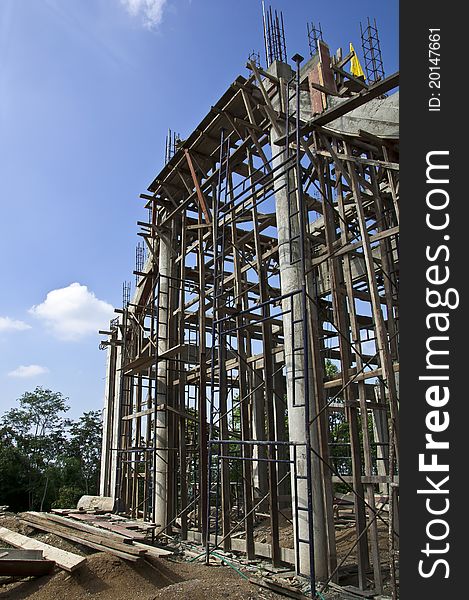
[154, 229, 171, 530]
[268, 60, 328, 579]
[99, 339, 115, 497]
[100, 332, 122, 500]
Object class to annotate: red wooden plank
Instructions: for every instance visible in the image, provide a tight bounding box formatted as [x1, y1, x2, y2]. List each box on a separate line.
[94, 522, 148, 540]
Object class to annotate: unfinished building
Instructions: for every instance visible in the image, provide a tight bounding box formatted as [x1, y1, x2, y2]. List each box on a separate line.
[99, 13, 399, 597]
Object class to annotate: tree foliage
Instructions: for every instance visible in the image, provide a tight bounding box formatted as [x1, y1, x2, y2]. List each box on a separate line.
[0, 387, 102, 512]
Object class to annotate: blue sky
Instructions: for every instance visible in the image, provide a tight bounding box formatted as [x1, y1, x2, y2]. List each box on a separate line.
[0, 0, 398, 418]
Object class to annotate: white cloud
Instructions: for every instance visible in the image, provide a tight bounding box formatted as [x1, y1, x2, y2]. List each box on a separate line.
[29, 282, 115, 341]
[0, 316, 31, 332]
[120, 0, 167, 29]
[8, 365, 49, 378]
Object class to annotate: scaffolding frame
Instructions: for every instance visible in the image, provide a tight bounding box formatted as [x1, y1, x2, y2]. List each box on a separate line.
[100, 50, 399, 597]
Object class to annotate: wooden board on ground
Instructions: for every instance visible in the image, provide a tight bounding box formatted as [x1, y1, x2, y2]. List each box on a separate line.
[20, 513, 145, 560]
[0, 526, 86, 572]
[67, 513, 103, 522]
[0, 548, 43, 560]
[132, 542, 175, 557]
[82, 520, 148, 541]
[50, 508, 82, 515]
[249, 577, 307, 600]
[97, 516, 156, 531]
[24, 513, 146, 548]
[0, 558, 55, 577]
[66, 513, 150, 538]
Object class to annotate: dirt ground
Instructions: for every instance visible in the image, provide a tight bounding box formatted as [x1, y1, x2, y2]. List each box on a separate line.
[1, 511, 396, 599]
[1, 552, 280, 600]
[253, 512, 391, 567]
[0, 513, 286, 600]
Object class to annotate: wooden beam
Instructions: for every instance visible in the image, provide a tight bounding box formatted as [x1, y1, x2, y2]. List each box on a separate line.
[19, 514, 144, 561]
[336, 50, 354, 70]
[331, 64, 368, 89]
[0, 526, 86, 572]
[0, 558, 55, 577]
[184, 149, 212, 224]
[276, 72, 399, 146]
[247, 60, 282, 137]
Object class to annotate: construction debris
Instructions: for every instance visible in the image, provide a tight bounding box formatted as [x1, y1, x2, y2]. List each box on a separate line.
[19, 512, 152, 562]
[0, 525, 86, 572]
[0, 548, 55, 577]
[0, 514, 288, 600]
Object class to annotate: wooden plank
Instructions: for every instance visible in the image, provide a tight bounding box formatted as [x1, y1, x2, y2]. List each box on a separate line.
[184, 149, 212, 224]
[132, 542, 175, 557]
[21, 513, 146, 555]
[318, 41, 337, 94]
[319, 158, 368, 585]
[62, 513, 150, 540]
[0, 526, 86, 572]
[67, 513, 104, 522]
[0, 548, 43, 560]
[309, 63, 327, 114]
[231, 186, 254, 560]
[0, 559, 55, 577]
[336, 50, 354, 70]
[99, 517, 156, 531]
[83, 520, 148, 541]
[116, 408, 155, 422]
[248, 60, 282, 137]
[19, 518, 142, 562]
[308, 79, 340, 96]
[186, 530, 296, 565]
[197, 203, 209, 547]
[50, 508, 76, 515]
[331, 64, 368, 89]
[249, 578, 307, 600]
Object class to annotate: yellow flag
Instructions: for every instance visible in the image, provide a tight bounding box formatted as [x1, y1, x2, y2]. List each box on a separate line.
[350, 42, 365, 79]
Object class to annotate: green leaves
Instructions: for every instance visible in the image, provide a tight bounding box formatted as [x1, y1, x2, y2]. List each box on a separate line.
[0, 388, 102, 511]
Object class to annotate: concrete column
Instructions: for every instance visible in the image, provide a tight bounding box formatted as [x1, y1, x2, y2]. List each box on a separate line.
[100, 331, 122, 500]
[268, 60, 328, 579]
[154, 229, 171, 530]
[99, 339, 115, 497]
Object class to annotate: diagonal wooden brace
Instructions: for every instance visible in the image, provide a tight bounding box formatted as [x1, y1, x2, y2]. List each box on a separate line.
[184, 149, 212, 225]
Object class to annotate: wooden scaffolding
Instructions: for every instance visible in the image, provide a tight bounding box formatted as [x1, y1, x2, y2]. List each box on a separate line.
[99, 46, 399, 595]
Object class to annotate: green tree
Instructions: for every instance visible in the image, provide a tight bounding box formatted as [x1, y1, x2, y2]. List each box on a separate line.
[1, 387, 70, 510]
[0, 426, 30, 509]
[53, 410, 102, 507]
[0, 388, 102, 511]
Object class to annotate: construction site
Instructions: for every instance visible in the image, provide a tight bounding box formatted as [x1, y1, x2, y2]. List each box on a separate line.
[1, 6, 399, 600]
